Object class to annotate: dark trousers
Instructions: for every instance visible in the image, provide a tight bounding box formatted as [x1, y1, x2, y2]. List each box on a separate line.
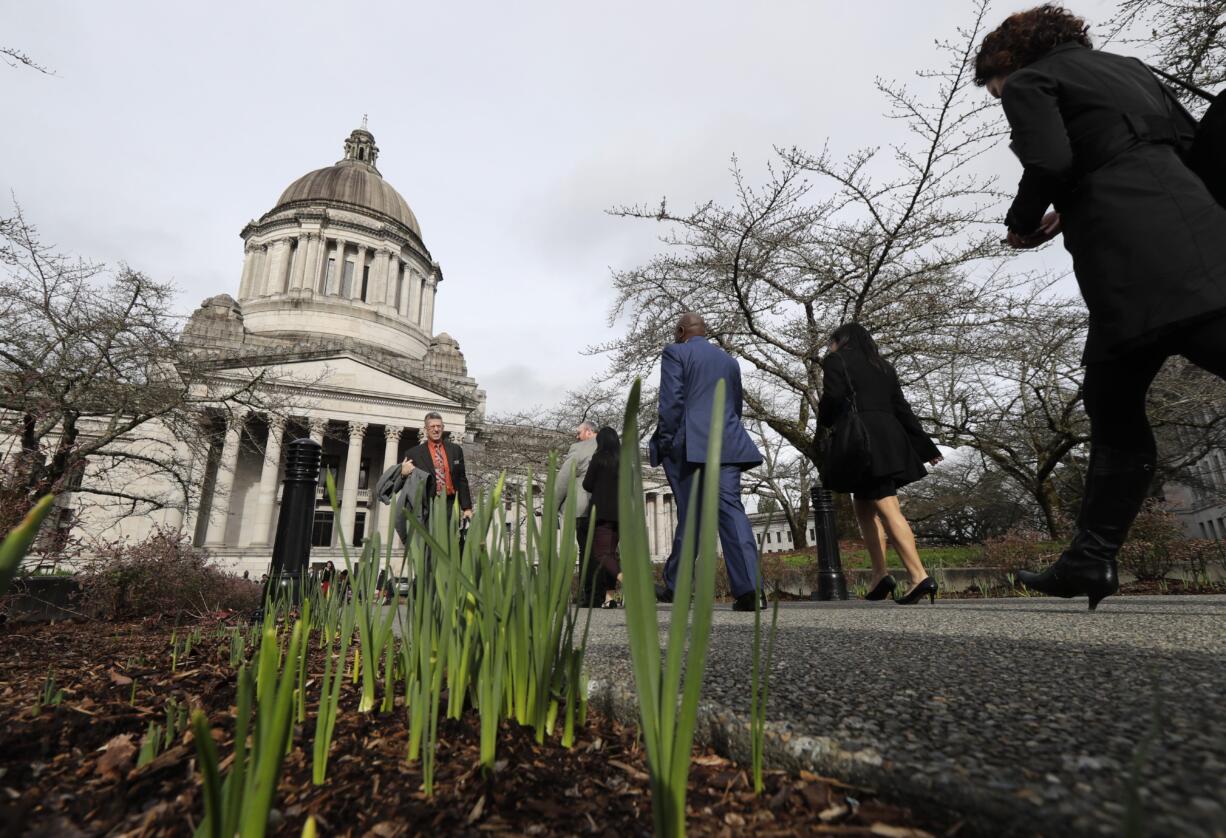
[1080, 315, 1226, 532]
[576, 517, 619, 604]
[661, 460, 760, 598]
[591, 521, 620, 601]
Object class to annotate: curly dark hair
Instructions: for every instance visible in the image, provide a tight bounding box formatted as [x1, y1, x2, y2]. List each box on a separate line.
[973, 5, 1092, 86]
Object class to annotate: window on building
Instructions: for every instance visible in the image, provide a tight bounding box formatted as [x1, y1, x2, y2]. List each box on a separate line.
[809, 528, 814, 540]
[311, 510, 334, 547]
[1200, 522, 1209, 538]
[395, 273, 404, 310]
[1210, 519, 1220, 540]
[340, 261, 355, 297]
[358, 459, 370, 490]
[361, 265, 370, 302]
[321, 258, 334, 293]
[353, 512, 366, 546]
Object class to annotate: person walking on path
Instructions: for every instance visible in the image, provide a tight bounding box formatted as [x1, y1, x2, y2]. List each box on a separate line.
[556, 420, 600, 605]
[403, 412, 474, 523]
[581, 426, 624, 608]
[650, 312, 766, 612]
[818, 323, 943, 604]
[977, 5, 1226, 609]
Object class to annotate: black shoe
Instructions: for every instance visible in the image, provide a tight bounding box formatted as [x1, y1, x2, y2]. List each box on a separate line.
[1017, 532, 1119, 611]
[1018, 445, 1152, 611]
[600, 599, 620, 609]
[864, 575, 897, 601]
[655, 584, 674, 603]
[895, 576, 937, 605]
[731, 590, 768, 612]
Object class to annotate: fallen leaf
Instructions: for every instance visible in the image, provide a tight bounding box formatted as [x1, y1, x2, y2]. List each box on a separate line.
[723, 812, 746, 827]
[870, 825, 937, 838]
[693, 754, 730, 767]
[96, 734, 136, 780]
[608, 759, 650, 782]
[467, 795, 485, 824]
[108, 670, 133, 687]
[818, 803, 849, 823]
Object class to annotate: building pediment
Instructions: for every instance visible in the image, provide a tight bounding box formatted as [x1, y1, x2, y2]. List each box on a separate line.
[202, 350, 473, 411]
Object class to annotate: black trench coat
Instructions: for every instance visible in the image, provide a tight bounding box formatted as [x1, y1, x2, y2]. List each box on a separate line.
[1001, 42, 1226, 362]
[818, 348, 940, 488]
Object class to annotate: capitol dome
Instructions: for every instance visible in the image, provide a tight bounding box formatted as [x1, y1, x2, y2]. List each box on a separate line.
[233, 123, 442, 360]
[272, 130, 421, 238]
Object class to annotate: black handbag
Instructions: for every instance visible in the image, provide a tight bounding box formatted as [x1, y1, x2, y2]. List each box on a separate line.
[1149, 65, 1226, 207]
[818, 354, 873, 492]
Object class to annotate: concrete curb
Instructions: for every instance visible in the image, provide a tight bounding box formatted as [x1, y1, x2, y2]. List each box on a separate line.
[585, 676, 1051, 838]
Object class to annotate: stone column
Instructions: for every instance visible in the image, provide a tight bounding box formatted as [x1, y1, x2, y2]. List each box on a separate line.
[371, 248, 391, 309]
[308, 417, 327, 445]
[289, 235, 308, 291]
[205, 410, 247, 546]
[352, 245, 367, 301]
[250, 245, 268, 298]
[421, 275, 437, 333]
[308, 233, 325, 293]
[328, 239, 346, 296]
[339, 421, 368, 547]
[248, 415, 287, 547]
[407, 268, 423, 322]
[378, 425, 403, 546]
[237, 245, 256, 299]
[386, 259, 401, 310]
[263, 240, 289, 296]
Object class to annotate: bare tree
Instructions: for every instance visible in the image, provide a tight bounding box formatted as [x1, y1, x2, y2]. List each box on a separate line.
[597, 1, 1024, 487]
[1, 47, 53, 75]
[1106, 0, 1226, 110]
[0, 207, 287, 536]
[744, 419, 812, 548]
[902, 455, 1038, 544]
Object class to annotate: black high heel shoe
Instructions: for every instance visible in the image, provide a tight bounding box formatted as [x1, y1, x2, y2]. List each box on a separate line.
[895, 576, 937, 605]
[863, 575, 897, 601]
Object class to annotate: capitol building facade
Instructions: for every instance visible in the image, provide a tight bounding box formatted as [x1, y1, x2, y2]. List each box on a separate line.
[58, 125, 676, 574]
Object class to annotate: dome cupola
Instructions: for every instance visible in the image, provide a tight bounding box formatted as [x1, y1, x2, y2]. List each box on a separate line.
[233, 122, 443, 360]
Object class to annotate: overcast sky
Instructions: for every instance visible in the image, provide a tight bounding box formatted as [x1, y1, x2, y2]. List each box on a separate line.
[4, 0, 1120, 414]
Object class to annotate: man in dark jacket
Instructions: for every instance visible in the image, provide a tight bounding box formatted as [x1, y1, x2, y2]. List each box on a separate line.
[650, 313, 765, 611]
[977, 6, 1226, 609]
[403, 412, 473, 521]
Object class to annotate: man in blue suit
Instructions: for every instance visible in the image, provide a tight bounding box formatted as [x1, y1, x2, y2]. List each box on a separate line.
[649, 313, 765, 611]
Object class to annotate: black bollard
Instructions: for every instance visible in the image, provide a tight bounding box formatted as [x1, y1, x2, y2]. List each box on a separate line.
[811, 483, 848, 601]
[266, 437, 322, 603]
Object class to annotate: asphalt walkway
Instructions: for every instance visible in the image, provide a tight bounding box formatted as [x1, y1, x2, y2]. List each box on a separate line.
[581, 595, 1226, 837]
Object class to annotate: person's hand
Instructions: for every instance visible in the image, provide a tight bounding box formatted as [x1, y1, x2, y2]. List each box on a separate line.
[929, 456, 944, 466]
[400, 457, 415, 477]
[1005, 212, 1061, 249]
[462, 508, 474, 520]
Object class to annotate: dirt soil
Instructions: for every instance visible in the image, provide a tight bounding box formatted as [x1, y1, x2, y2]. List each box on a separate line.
[0, 619, 956, 837]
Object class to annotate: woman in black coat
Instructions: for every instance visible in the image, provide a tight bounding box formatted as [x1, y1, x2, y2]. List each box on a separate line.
[977, 6, 1226, 609]
[819, 324, 943, 604]
[581, 426, 622, 607]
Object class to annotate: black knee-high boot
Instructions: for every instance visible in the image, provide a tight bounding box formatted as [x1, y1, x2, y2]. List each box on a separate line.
[1018, 445, 1155, 610]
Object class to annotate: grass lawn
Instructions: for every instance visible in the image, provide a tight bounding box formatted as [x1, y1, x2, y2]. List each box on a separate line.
[773, 542, 1060, 571]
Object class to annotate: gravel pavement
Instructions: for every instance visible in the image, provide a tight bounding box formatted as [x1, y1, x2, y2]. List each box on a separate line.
[580, 595, 1226, 837]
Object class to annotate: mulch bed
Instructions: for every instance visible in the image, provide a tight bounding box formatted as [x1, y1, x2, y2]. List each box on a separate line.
[0, 619, 953, 837]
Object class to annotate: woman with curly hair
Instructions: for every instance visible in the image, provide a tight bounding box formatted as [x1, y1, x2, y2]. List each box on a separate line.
[976, 5, 1226, 609]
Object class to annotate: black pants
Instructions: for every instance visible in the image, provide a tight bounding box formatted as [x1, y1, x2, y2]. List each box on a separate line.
[1081, 314, 1226, 528]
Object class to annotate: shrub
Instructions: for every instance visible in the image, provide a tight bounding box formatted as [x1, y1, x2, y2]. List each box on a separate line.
[78, 530, 261, 620]
[981, 528, 1060, 574]
[1117, 502, 1187, 582]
